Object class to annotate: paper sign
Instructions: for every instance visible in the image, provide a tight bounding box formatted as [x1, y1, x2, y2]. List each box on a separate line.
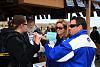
[47, 32, 57, 42]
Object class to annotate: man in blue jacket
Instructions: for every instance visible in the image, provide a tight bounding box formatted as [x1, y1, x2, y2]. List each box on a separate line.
[45, 17, 96, 67]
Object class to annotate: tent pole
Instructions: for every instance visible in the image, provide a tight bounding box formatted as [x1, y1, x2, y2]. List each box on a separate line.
[86, 0, 91, 35]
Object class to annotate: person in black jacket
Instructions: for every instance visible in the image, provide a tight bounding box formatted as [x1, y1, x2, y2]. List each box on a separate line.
[6, 15, 41, 67]
[90, 26, 100, 60]
[24, 18, 42, 63]
[90, 26, 100, 43]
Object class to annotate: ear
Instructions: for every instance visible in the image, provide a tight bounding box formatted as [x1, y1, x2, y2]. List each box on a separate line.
[78, 25, 83, 30]
[19, 24, 23, 28]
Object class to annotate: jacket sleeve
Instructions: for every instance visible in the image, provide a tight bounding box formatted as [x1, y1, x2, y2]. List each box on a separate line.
[44, 40, 74, 62]
[31, 42, 40, 55]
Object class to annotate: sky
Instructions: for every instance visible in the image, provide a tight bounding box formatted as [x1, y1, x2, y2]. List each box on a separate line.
[35, 12, 100, 27]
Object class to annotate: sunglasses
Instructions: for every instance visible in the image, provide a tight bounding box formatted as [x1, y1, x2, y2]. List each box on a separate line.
[56, 27, 64, 30]
[69, 24, 80, 28]
[23, 24, 27, 25]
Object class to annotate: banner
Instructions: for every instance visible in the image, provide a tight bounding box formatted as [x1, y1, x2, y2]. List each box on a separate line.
[93, 2, 100, 9]
[76, 0, 85, 7]
[66, 0, 74, 6]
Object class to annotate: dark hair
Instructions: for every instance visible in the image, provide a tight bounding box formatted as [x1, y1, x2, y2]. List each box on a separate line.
[72, 17, 87, 29]
[27, 19, 35, 23]
[71, 16, 76, 20]
[11, 15, 26, 29]
[93, 26, 97, 29]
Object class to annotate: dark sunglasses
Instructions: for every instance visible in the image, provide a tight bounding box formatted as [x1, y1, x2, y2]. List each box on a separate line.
[70, 24, 79, 28]
[56, 27, 64, 30]
[23, 24, 27, 25]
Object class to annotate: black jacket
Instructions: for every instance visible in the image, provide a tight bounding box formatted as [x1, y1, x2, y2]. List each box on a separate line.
[5, 29, 40, 67]
[90, 31, 100, 43]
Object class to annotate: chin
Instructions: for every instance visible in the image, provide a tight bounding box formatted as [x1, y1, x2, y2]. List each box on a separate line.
[69, 32, 73, 35]
[57, 33, 61, 35]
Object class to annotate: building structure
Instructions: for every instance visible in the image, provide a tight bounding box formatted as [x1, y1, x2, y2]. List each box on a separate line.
[0, 0, 100, 33]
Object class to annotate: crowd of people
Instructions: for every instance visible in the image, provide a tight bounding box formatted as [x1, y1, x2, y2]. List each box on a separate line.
[0, 15, 99, 67]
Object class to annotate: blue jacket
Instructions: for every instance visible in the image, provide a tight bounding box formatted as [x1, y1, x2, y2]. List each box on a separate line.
[45, 30, 96, 67]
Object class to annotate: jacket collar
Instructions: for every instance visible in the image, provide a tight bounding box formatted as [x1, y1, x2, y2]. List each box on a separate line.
[70, 30, 87, 38]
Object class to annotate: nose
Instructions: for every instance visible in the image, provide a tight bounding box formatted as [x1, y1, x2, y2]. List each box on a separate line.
[68, 27, 71, 30]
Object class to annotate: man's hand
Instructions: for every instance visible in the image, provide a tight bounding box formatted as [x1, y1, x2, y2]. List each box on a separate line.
[33, 32, 42, 45]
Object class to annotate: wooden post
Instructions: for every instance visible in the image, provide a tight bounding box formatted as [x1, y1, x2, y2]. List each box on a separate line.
[86, 0, 91, 35]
